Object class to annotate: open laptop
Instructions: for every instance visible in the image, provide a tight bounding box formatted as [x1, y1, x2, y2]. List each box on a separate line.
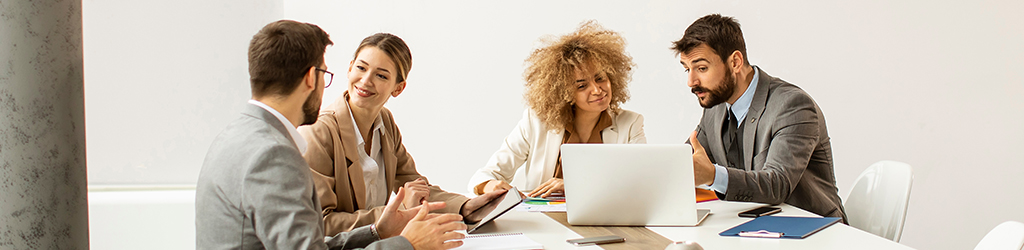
[559, 144, 711, 226]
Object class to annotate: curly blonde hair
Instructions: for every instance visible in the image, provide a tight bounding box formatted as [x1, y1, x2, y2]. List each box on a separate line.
[524, 20, 634, 129]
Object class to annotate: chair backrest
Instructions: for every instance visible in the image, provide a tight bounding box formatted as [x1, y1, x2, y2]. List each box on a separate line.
[975, 221, 1024, 250]
[844, 160, 913, 242]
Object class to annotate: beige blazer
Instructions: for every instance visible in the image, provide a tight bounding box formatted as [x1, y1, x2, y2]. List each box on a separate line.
[468, 109, 646, 194]
[299, 93, 469, 236]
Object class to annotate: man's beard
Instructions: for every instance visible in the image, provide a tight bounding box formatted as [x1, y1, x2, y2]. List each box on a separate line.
[692, 67, 737, 108]
[301, 88, 322, 126]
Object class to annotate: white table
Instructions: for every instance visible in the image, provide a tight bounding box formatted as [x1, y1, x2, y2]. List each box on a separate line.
[469, 210, 601, 250]
[478, 200, 915, 250]
[647, 201, 916, 250]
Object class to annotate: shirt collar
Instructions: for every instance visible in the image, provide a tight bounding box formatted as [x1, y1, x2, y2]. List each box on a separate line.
[247, 99, 307, 154]
[726, 66, 760, 125]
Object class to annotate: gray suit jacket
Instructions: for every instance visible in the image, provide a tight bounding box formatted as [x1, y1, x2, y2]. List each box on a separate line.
[196, 104, 413, 250]
[696, 67, 847, 222]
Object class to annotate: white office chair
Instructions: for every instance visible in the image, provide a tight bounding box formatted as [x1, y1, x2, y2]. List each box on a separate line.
[974, 221, 1024, 250]
[843, 160, 913, 242]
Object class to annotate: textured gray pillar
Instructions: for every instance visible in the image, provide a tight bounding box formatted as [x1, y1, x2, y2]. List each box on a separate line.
[0, 0, 89, 249]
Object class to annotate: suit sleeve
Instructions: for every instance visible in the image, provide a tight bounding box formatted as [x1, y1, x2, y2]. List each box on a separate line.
[468, 110, 534, 194]
[387, 114, 469, 214]
[300, 119, 386, 236]
[723, 92, 820, 204]
[243, 144, 329, 250]
[324, 225, 413, 250]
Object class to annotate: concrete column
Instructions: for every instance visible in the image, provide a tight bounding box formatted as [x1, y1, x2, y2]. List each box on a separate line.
[0, 0, 89, 249]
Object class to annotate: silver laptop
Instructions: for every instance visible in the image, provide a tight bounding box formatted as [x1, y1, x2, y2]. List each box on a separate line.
[560, 144, 711, 226]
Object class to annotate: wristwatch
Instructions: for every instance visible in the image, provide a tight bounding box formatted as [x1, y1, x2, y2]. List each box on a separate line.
[370, 223, 381, 240]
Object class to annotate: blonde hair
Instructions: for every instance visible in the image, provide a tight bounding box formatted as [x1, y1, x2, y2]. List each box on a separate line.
[354, 33, 412, 83]
[523, 20, 634, 129]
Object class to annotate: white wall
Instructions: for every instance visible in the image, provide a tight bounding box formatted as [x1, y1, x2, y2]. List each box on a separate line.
[83, 0, 282, 184]
[88, 189, 195, 250]
[83, 1, 1024, 250]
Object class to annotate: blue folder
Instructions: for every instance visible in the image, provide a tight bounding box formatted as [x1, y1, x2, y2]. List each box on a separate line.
[719, 216, 841, 239]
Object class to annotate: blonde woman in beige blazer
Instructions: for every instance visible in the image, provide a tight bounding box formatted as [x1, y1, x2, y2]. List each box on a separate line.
[469, 21, 646, 198]
[300, 33, 505, 237]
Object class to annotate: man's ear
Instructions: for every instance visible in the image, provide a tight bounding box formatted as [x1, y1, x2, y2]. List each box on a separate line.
[391, 81, 406, 97]
[728, 50, 745, 72]
[303, 66, 318, 90]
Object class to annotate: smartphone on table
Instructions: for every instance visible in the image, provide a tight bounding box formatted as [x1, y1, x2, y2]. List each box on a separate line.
[738, 206, 781, 218]
[566, 235, 625, 246]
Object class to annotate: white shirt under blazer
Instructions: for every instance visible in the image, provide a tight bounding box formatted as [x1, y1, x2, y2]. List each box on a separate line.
[468, 108, 646, 193]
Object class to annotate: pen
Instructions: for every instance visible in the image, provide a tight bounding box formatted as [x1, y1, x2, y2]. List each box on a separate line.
[738, 230, 783, 238]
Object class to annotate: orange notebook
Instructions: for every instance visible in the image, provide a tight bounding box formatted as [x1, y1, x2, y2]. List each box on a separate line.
[696, 188, 719, 203]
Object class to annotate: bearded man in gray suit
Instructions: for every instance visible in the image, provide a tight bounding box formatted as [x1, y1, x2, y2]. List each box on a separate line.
[675, 14, 847, 222]
[196, 20, 468, 250]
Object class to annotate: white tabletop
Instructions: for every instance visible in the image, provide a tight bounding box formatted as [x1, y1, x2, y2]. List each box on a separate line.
[476, 200, 915, 250]
[469, 210, 601, 250]
[647, 201, 915, 250]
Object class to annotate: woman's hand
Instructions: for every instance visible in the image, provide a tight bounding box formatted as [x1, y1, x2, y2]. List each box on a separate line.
[403, 178, 430, 209]
[478, 180, 513, 195]
[527, 178, 563, 198]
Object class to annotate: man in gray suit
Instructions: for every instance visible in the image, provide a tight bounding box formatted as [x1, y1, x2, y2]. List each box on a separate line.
[674, 14, 847, 222]
[196, 20, 468, 250]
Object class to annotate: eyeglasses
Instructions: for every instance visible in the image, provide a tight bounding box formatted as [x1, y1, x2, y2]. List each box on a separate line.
[315, 67, 333, 88]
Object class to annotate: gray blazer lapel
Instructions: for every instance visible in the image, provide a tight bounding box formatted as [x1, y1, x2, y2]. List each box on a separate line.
[742, 67, 771, 171]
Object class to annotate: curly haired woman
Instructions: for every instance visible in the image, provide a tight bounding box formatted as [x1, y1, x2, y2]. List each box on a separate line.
[468, 21, 646, 198]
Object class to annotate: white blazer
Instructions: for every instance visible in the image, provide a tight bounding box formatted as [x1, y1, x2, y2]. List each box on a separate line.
[468, 109, 646, 193]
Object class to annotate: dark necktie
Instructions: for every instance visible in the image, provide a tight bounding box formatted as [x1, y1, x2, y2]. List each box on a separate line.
[722, 111, 742, 169]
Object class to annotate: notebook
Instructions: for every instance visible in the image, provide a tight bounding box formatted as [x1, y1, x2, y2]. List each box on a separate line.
[452, 232, 543, 250]
[719, 216, 841, 239]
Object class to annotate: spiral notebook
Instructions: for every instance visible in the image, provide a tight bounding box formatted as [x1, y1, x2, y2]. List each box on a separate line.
[452, 232, 543, 250]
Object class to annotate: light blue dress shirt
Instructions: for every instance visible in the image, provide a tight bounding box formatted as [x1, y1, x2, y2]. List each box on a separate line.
[709, 66, 759, 193]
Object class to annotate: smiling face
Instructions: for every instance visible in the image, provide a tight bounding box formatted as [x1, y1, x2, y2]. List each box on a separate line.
[347, 46, 405, 112]
[679, 44, 738, 108]
[572, 63, 612, 114]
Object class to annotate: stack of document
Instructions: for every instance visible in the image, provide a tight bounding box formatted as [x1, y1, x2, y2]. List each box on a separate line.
[453, 233, 543, 250]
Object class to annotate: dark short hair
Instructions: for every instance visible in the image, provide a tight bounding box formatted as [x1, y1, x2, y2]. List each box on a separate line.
[671, 14, 748, 65]
[248, 20, 333, 98]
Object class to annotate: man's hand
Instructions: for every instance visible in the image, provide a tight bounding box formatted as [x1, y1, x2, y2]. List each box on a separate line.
[460, 189, 508, 223]
[690, 131, 716, 186]
[403, 178, 430, 209]
[401, 200, 467, 250]
[477, 180, 513, 195]
[374, 187, 447, 239]
[527, 178, 563, 198]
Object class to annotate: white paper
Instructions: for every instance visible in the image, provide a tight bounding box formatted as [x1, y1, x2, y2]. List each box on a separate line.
[453, 233, 543, 250]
